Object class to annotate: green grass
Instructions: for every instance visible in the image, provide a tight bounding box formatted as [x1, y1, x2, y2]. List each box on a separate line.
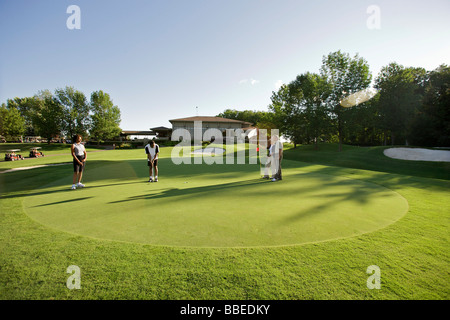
[20, 158, 408, 248]
[0, 143, 107, 171]
[0, 144, 449, 299]
[283, 143, 450, 180]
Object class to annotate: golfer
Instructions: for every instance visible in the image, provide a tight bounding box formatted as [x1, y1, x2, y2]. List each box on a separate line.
[145, 140, 159, 182]
[271, 135, 283, 182]
[262, 140, 272, 179]
[71, 134, 87, 190]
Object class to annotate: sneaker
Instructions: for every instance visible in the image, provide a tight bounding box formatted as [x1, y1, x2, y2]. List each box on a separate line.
[71, 184, 77, 190]
[262, 176, 270, 179]
[271, 178, 277, 182]
[77, 183, 85, 188]
[149, 177, 153, 182]
[154, 177, 158, 182]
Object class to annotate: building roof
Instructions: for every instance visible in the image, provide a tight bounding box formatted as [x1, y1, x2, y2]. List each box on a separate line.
[150, 126, 172, 131]
[169, 116, 252, 126]
[121, 130, 155, 136]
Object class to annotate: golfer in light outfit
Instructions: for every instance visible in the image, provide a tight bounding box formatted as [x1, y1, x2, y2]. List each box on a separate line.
[145, 140, 160, 182]
[71, 134, 87, 190]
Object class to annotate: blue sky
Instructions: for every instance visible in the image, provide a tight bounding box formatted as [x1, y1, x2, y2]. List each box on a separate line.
[1, 0, 449, 130]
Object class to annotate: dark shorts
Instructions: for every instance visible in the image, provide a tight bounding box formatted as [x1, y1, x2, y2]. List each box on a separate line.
[147, 159, 158, 167]
[73, 155, 85, 173]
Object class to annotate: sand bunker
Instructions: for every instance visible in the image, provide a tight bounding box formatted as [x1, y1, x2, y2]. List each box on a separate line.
[384, 148, 450, 162]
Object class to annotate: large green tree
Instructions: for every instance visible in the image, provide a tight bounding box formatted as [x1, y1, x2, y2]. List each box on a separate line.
[320, 50, 372, 151]
[409, 64, 450, 146]
[5, 96, 41, 136]
[54, 86, 90, 139]
[32, 90, 64, 144]
[0, 104, 26, 139]
[374, 63, 427, 145]
[269, 72, 331, 148]
[89, 90, 122, 142]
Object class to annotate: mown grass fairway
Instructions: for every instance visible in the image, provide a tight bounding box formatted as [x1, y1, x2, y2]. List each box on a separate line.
[0, 144, 449, 299]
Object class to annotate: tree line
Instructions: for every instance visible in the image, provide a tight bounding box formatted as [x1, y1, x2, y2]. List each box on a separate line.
[218, 50, 449, 150]
[0, 86, 122, 143]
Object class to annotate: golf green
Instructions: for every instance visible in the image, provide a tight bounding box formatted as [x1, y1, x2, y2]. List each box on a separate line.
[23, 158, 409, 248]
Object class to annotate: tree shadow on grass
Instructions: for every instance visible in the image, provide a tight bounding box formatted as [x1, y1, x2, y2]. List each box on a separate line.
[32, 196, 94, 207]
[1, 180, 148, 200]
[107, 178, 266, 204]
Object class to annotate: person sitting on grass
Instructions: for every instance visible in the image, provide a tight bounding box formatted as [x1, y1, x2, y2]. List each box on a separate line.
[145, 140, 160, 182]
[71, 134, 87, 190]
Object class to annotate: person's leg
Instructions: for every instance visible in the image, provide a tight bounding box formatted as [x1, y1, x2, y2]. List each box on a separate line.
[263, 159, 270, 178]
[271, 157, 278, 179]
[278, 166, 282, 180]
[148, 162, 154, 181]
[275, 159, 282, 180]
[72, 160, 79, 189]
[77, 162, 85, 187]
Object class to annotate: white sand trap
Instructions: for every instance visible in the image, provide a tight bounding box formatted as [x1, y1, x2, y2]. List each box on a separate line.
[191, 147, 225, 155]
[384, 148, 450, 162]
[0, 163, 71, 174]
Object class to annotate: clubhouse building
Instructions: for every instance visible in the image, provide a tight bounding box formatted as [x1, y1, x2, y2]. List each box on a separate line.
[122, 116, 256, 142]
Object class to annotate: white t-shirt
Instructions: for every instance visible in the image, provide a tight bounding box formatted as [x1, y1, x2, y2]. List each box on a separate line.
[73, 143, 85, 157]
[145, 143, 160, 160]
[269, 141, 283, 156]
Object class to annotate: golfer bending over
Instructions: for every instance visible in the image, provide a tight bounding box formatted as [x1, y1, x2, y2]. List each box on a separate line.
[145, 140, 159, 182]
[71, 134, 87, 190]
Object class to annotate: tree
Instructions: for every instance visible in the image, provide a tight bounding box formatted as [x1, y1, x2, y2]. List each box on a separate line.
[32, 90, 64, 144]
[5, 96, 41, 136]
[217, 109, 270, 126]
[54, 86, 90, 139]
[409, 64, 450, 147]
[269, 83, 304, 146]
[320, 51, 372, 151]
[374, 63, 426, 145]
[0, 104, 26, 139]
[290, 72, 332, 148]
[89, 90, 122, 142]
[269, 73, 332, 148]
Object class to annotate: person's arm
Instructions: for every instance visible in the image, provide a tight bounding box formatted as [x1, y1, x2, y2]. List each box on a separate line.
[153, 145, 159, 162]
[145, 146, 151, 162]
[83, 149, 87, 162]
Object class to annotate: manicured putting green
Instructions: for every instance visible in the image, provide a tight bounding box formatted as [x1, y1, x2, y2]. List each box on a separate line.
[23, 159, 408, 248]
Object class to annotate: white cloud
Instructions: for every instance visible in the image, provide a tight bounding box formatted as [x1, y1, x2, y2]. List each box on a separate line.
[274, 80, 283, 90]
[239, 78, 260, 85]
